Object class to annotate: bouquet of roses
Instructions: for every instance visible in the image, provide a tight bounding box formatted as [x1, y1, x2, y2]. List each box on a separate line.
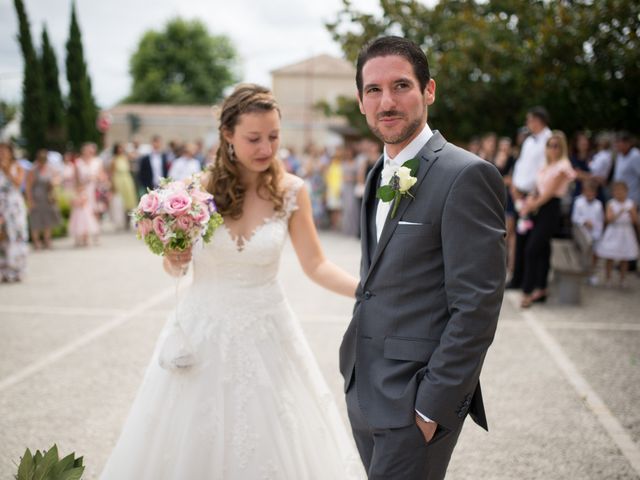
[132, 175, 223, 371]
[132, 175, 223, 256]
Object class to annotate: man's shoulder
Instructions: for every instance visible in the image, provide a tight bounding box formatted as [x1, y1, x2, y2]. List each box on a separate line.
[439, 140, 493, 173]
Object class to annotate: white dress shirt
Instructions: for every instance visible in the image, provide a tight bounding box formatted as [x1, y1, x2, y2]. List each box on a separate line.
[374, 122, 435, 424]
[590, 150, 613, 180]
[168, 156, 201, 181]
[375, 123, 433, 241]
[613, 147, 640, 206]
[571, 195, 604, 241]
[512, 127, 552, 193]
[150, 151, 163, 187]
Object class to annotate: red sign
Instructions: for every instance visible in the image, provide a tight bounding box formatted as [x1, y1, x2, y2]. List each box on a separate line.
[97, 112, 112, 133]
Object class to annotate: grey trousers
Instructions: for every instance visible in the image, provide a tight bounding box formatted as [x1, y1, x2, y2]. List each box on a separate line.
[346, 381, 463, 480]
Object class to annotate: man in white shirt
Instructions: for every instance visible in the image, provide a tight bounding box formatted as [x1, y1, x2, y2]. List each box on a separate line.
[613, 131, 640, 207]
[507, 107, 551, 289]
[168, 143, 202, 181]
[137, 135, 169, 192]
[341, 35, 505, 480]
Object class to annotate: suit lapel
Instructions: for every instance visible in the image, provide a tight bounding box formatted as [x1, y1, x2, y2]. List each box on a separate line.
[363, 131, 447, 286]
[361, 155, 384, 272]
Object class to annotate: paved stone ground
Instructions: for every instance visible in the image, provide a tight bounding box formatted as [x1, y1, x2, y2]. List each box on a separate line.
[0, 229, 638, 479]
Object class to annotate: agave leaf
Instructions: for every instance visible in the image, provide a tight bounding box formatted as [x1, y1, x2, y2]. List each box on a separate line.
[16, 448, 34, 480]
[58, 466, 85, 480]
[73, 457, 84, 468]
[51, 453, 75, 476]
[33, 446, 57, 480]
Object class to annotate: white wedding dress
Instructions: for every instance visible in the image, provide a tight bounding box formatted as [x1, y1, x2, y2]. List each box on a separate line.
[100, 177, 364, 479]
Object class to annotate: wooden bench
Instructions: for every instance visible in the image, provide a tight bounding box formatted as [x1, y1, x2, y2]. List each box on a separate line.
[550, 224, 592, 305]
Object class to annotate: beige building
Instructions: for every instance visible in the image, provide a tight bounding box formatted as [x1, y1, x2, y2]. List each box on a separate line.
[103, 104, 220, 148]
[271, 54, 357, 153]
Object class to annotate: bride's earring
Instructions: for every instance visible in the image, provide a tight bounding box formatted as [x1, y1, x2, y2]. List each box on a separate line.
[227, 143, 236, 162]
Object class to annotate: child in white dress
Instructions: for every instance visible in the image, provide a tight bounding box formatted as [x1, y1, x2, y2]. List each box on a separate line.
[595, 181, 639, 287]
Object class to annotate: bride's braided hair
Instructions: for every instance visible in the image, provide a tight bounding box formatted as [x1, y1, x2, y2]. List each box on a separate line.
[206, 84, 284, 219]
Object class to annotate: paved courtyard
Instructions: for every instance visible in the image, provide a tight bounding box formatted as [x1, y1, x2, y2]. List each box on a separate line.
[0, 230, 639, 479]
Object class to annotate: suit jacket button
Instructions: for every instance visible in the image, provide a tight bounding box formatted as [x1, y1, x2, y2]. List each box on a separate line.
[364, 291, 372, 300]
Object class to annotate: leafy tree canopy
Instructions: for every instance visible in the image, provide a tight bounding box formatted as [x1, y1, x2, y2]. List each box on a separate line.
[326, 0, 640, 141]
[127, 18, 239, 104]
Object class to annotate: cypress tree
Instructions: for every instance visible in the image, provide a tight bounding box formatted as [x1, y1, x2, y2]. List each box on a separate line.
[65, 2, 99, 148]
[13, 0, 46, 158]
[41, 26, 66, 151]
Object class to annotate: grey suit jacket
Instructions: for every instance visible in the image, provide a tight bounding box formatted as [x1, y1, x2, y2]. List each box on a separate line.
[339, 130, 506, 433]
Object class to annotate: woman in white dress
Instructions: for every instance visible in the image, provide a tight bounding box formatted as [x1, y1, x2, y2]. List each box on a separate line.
[100, 84, 364, 479]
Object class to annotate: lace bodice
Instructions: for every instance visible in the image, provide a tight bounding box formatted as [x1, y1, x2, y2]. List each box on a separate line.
[191, 177, 304, 296]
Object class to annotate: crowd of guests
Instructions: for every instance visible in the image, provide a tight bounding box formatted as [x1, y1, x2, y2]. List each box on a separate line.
[0, 136, 214, 283]
[2, 117, 638, 293]
[280, 138, 380, 236]
[468, 107, 640, 307]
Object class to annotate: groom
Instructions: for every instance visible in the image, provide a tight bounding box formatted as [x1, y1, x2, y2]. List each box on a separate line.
[340, 36, 506, 479]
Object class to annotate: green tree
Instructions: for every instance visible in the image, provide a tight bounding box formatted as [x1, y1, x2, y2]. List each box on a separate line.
[127, 18, 239, 104]
[65, 2, 100, 148]
[0, 101, 19, 132]
[41, 26, 66, 151]
[13, 0, 46, 158]
[326, 0, 640, 141]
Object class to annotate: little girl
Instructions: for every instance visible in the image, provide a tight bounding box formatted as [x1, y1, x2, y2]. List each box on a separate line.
[595, 181, 639, 287]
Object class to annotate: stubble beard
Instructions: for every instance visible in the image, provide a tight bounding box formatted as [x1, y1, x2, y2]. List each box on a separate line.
[370, 116, 423, 146]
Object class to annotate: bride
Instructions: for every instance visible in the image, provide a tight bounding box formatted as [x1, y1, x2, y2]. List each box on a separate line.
[100, 84, 364, 479]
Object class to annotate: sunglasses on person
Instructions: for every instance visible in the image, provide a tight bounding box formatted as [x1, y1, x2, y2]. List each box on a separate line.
[546, 142, 561, 149]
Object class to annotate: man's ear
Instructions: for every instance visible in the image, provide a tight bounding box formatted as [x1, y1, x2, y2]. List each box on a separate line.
[357, 91, 366, 115]
[424, 79, 436, 106]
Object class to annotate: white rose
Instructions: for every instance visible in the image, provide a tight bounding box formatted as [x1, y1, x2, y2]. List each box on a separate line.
[397, 166, 417, 192]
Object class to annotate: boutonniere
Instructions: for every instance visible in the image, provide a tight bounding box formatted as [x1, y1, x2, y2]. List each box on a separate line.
[376, 158, 419, 219]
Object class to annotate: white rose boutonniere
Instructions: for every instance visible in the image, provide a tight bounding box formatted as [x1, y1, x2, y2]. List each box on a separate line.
[376, 158, 419, 219]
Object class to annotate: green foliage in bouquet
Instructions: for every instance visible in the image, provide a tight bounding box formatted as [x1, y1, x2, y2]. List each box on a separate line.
[15, 444, 84, 480]
[144, 232, 165, 255]
[167, 229, 189, 252]
[203, 213, 224, 243]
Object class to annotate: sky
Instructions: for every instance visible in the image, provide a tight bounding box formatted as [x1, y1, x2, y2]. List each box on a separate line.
[0, 0, 380, 108]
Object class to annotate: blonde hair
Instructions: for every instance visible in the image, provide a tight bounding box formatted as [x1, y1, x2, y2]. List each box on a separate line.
[545, 130, 569, 164]
[206, 84, 284, 219]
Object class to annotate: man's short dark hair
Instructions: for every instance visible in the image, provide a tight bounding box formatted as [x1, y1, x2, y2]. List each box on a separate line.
[527, 106, 550, 126]
[617, 130, 632, 142]
[356, 36, 430, 99]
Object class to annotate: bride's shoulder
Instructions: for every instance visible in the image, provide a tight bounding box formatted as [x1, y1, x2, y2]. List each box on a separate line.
[280, 173, 305, 194]
[279, 173, 306, 217]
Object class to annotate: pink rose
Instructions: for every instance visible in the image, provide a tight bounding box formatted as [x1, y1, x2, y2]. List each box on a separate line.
[138, 218, 153, 236]
[152, 216, 168, 242]
[192, 206, 210, 224]
[175, 215, 193, 232]
[164, 192, 192, 216]
[139, 192, 160, 214]
[191, 188, 212, 203]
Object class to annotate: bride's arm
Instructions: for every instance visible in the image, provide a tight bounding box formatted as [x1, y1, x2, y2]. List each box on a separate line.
[289, 185, 359, 298]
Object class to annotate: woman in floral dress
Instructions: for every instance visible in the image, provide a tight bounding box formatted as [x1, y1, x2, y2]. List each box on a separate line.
[0, 142, 28, 282]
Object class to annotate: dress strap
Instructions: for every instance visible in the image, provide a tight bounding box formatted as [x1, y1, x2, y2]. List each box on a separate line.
[282, 176, 305, 220]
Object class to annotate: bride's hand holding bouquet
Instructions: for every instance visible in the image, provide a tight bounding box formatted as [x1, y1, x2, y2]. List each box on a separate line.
[132, 174, 223, 371]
